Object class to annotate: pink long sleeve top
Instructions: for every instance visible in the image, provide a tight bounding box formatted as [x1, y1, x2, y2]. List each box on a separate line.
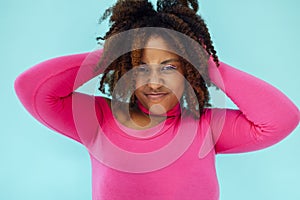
[14, 49, 299, 200]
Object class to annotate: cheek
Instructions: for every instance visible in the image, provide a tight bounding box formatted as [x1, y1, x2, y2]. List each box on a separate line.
[135, 77, 145, 90]
[176, 84, 185, 101]
[134, 85, 144, 99]
[168, 77, 185, 96]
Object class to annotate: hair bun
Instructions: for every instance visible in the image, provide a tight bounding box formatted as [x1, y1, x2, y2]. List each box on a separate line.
[100, 0, 156, 24]
[157, 0, 199, 13]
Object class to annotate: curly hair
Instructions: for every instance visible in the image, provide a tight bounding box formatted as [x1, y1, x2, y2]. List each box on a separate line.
[96, 0, 219, 118]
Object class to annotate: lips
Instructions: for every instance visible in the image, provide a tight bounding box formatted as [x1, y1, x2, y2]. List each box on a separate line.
[145, 93, 168, 101]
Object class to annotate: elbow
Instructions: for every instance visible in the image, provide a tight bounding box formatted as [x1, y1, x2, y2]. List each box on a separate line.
[14, 72, 27, 101]
[271, 100, 300, 137]
[281, 101, 300, 134]
[14, 70, 35, 110]
[287, 107, 300, 133]
[270, 107, 299, 141]
[254, 107, 299, 148]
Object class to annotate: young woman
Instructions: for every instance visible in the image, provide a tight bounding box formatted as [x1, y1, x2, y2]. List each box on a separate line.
[14, 0, 299, 199]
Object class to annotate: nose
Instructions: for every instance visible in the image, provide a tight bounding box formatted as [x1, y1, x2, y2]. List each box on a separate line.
[147, 71, 163, 89]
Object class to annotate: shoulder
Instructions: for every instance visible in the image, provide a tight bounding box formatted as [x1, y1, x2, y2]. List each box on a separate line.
[97, 97, 131, 124]
[200, 107, 242, 124]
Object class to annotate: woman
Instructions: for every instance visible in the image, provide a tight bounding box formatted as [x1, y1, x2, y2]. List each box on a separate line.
[14, 0, 299, 199]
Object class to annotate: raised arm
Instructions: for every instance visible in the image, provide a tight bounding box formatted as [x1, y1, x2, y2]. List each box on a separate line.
[14, 50, 103, 144]
[207, 58, 299, 154]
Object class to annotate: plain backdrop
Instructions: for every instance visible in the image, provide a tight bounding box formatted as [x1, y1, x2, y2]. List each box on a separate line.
[1, 0, 299, 199]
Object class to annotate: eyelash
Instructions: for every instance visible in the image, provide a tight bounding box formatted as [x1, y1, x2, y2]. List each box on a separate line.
[136, 64, 178, 75]
[161, 64, 177, 71]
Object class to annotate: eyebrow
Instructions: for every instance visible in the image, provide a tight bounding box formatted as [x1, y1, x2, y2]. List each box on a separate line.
[161, 58, 181, 65]
[141, 58, 181, 65]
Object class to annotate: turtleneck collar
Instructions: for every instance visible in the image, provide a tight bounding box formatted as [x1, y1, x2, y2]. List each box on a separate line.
[137, 101, 181, 118]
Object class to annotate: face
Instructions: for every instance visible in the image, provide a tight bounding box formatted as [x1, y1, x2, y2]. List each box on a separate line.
[134, 36, 185, 115]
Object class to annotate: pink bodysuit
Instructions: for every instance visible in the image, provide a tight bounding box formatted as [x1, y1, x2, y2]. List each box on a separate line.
[14, 49, 299, 200]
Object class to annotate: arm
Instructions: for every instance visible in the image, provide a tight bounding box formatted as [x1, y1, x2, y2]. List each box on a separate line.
[14, 50, 104, 144]
[207, 58, 299, 153]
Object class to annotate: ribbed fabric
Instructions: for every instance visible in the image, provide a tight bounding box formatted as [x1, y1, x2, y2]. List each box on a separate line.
[14, 50, 299, 200]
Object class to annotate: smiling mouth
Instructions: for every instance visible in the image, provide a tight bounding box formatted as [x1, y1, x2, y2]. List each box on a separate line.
[145, 93, 168, 101]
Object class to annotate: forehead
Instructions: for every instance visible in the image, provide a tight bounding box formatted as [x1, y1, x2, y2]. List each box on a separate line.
[144, 36, 170, 49]
[141, 36, 180, 62]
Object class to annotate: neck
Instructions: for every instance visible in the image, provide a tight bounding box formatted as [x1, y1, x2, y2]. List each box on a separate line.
[137, 101, 181, 118]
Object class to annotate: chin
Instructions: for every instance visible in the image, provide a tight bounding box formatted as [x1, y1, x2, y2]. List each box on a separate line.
[147, 103, 168, 115]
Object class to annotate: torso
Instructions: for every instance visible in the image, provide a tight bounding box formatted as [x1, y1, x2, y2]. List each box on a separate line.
[91, 99, 220, 199]
[104, 98, 168, 130]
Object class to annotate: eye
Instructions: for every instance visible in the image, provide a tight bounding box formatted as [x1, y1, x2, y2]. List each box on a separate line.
[136, 64, 150, 74]
[161, 64, 177, 73]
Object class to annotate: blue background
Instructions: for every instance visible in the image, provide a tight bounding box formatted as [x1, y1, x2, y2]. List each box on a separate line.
[1, 0, 299, 199]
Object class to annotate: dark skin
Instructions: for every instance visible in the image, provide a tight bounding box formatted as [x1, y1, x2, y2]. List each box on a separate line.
[104, 99, 167, 129]
[97, 0, 219, 120]
[103, 35, 186, 130]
